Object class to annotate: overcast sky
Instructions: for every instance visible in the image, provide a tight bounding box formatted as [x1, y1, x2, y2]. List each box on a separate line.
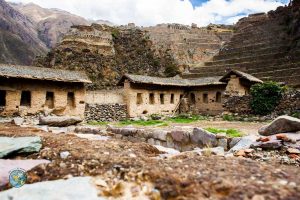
[8, 0, 289, 26]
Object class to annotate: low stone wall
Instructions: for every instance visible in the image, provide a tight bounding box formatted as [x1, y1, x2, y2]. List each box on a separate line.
[223, 90, 300, 116]
[107, 126, 241, 151]
[85, 104, 127, 122]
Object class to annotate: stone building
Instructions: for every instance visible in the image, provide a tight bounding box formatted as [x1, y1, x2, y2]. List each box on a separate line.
[0, 65, 91, 118]
[118, 70, 262, 117]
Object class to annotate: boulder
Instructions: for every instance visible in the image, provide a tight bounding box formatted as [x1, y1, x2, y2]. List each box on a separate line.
[39, 116, 83, 127]
[0, 159, 50, 187]
[217, 139, 228, 151]
[149, 130, 169, 141]
[0, 177, 106, 200]
[170, 130, 190, 144]
[229, 137, 242, 149]
[191, 128, 217, 147]
[228, 136, 257, 153]
[258, 116, 300, 136]
[0, 137, 42, 158]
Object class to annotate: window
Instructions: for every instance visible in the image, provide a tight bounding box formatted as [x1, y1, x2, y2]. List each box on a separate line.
[203, 93, 208, 104]
[190, 93, 196, 104]
[136, 93, 143, 105]
[216, 92, 222, 103]
[45, 92, 54, 109]
[170, 94, 175, 104]
[160, 94, 165, 104]
[67, 92, 75, 107]
[0, 90, 6, 106]
[20, 91, 31, 107]
[149, 93, 155, 104]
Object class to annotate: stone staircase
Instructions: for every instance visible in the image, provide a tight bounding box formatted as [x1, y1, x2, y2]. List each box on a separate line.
[183, 7, 300, 88]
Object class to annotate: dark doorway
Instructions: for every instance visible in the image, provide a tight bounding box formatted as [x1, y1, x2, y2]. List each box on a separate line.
[0, 90, 6, 106]
[67, 92, 75, 107]
[20, 91, 31, 107]
[45, 92, 54, 108]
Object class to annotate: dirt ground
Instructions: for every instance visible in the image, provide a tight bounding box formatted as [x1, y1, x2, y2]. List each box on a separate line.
[1, 123, 300, 200]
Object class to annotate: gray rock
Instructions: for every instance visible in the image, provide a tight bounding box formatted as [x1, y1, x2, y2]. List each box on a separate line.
[229, 137, 242, 149]
[193, 147, 225, 156]
[217, 139, 228, 151]
[228, 135, 257, 153]
[0, 159, 50, 187]
[39, 116, 83, 127]
[150, 130, 168, 141]
[0, 137, 42, 158]
[251, 140, 283, 150]
[119, 127, 137, 136]
[191, 128, 217, 147]
[170, 130, 190, 144]
[258, 116, 300, 136]
[60, 151, 70, 159]
[13, 117, 24, 126]
[75, 126, 103, 135]
[0, 177, 106, 200]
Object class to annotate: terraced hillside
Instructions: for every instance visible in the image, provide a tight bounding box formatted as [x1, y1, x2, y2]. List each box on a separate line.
[183, 1, 300, 88]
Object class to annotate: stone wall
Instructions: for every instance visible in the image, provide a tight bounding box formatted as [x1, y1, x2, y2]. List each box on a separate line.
[223, 90, 300, 116]
[85, 103, 127, 122]
[86, 89, 124, 104]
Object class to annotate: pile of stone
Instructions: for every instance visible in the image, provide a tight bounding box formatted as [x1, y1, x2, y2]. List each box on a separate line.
[85, 104, 127, 122]
[233, 116, 300, 164]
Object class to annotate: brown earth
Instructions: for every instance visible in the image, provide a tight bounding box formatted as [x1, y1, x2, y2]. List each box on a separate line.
[1, 123, 300, 199]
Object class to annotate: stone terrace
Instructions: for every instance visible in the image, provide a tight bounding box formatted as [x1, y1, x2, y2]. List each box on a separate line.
[183, 9, 300, 88]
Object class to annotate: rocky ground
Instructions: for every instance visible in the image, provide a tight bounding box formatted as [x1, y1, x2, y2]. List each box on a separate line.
[1, 123, 300, 199]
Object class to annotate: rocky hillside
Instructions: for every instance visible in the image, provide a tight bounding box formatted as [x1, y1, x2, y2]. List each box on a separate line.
[183, 0, 300, 88]
[143, 23, 233, 67]
[35, 24, 178, 90]
[0, 0, 47, 65]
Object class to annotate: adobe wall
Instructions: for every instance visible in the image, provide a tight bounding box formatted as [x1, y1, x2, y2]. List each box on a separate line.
[0, 78, 86, 118]
[190, 85, 226, 115]
[86, 89, 124, 104]
[124, 80, 185, 117]
[225, 76, 249, 96]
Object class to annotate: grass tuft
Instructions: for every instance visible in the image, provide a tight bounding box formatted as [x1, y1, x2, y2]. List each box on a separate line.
[118, 120, 169, 127]
[205, 127, 243, 138]
[168, 114, 208, 123]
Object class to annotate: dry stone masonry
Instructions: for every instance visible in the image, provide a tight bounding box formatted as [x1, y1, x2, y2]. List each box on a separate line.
[85, 104, 127, 122]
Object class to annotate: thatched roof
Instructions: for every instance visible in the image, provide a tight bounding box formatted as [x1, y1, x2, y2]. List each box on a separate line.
[0, 65, 91, 83]
[219, 70, 263, 83]
[118, 74, 226, 87]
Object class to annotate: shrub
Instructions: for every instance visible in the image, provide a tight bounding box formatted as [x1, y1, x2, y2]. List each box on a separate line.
[250, 81, 284, 115]
[222, 114, 235, 121]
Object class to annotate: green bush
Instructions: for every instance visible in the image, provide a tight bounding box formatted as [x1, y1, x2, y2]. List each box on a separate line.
[250, 81, 284, 115]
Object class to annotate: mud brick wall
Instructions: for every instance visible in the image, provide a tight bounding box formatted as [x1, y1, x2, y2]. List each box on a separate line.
[85, 103, 127, 122]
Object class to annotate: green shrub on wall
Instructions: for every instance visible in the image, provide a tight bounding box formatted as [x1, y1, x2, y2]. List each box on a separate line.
[250, 81, 284, 115]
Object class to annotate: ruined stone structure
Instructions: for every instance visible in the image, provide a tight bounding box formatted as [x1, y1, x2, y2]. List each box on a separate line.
[0, 65, 91, 118]
[118, 70, 262, 117]
[143, 23, 233, 67]
[183, 1, 300, 88]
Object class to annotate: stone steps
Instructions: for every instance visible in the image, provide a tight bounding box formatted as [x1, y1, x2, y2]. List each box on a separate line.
[205, 51, 289, 66]
[219, 42, 284, 54]
[213, 45, 289, 61]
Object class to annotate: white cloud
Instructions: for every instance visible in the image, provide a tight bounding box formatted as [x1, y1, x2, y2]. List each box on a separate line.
[8, 0, 286, 26]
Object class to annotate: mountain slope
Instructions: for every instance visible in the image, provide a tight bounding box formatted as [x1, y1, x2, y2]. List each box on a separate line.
[11, 2, 90, 48]
[0, 0, 47, 64]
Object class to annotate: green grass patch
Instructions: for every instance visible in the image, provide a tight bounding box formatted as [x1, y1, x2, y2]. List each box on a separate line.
[222, 114, 235, 121]
[205, 127, 243, 138]
[87, 121, 109, 126]
[168, 114, 208, 123]
[118, 120, 169, 127]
